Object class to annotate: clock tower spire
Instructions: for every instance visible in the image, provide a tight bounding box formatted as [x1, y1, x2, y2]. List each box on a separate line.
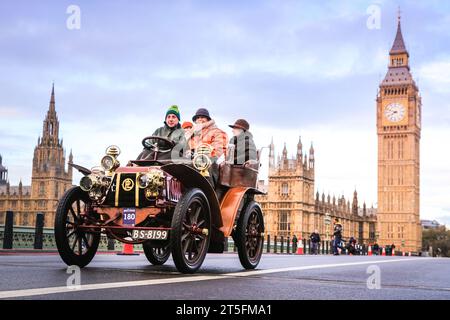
[376, 13, 422, 253]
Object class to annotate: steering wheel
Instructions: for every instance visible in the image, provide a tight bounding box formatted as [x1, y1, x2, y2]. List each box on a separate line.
[142, 136, 176, 160]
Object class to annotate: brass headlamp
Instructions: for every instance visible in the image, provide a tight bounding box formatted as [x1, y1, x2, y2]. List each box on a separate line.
[79, 166, 110, 202]
[101, 145, 121, 174]
[193, 144, 213, 177]
[137, 169, 165, 198]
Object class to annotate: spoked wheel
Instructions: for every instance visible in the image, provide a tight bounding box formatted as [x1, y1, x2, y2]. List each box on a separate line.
[143, 242, 171, 265]
[54, 186, 100, 268]
[171, 188, 211, 274]
[235, 201, 265, 269]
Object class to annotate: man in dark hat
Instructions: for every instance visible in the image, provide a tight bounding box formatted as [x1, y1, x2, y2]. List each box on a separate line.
[228, 119, 257, 165]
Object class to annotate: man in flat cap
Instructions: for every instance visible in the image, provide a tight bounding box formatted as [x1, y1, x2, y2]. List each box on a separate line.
[228, 118, 257, 165]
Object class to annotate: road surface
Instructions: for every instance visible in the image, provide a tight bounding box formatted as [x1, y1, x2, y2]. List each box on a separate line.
[0, 252, 449, 300]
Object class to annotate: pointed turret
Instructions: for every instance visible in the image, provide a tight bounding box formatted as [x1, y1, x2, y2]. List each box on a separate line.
[387, 10, 410, 70]
[282, 143, 287, 160]
[0, 154, 7, 186]
[352, 189, 358, 215]
[297, 136, 303, 161]
[269, 137, 275, 169]
[41, 83, 60, 144]
[49, 82, 56, 113]
[390, 10, 408, 55]
[309, 142, 315, 169]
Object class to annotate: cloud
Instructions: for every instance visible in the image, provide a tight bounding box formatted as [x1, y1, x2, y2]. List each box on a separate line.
[418, 58, 450, 94]
[1, 0, 450, 227]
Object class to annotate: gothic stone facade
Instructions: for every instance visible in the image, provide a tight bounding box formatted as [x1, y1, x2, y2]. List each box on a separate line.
[256, 139, 377, 244]
[0, 85, 73, 228]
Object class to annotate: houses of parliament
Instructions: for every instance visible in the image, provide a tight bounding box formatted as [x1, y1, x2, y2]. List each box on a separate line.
[257, 15, 421, 252]
[0, 15, 422, 252]
[0, 85, 73, 228]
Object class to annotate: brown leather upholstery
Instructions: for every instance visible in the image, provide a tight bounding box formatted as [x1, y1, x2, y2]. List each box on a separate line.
[218, 161, 259, 188]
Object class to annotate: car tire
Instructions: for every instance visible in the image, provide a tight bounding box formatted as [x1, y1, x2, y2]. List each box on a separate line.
[54, 186, 100, 268]
[170, 188, 211, 274]
[235, 201, 265, 269]
[143, 242, 171, 265]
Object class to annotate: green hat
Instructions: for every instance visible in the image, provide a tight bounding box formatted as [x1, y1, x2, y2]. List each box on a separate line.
[166, 105, 180, 121]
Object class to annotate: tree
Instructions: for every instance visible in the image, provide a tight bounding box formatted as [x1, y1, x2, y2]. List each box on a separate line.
[422, 228, 450, 257]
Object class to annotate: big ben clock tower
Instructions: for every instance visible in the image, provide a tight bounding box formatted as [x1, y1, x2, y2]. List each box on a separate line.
[377, 14, 422, 253]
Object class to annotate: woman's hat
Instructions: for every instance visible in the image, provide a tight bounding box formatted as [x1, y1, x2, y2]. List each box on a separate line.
[192, 108, 211, 121]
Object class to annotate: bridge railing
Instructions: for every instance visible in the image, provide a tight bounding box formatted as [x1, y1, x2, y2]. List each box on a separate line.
[2, 211, 411, 255]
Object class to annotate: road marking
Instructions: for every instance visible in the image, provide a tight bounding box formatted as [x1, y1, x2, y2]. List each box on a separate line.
[0, 257, 429, 299]
[225, 258, 428, 277]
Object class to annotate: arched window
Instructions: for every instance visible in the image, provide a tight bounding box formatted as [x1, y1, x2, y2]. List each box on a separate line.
[39, 182, 45, 196]
[54, 182, 58, 198]
[281, 183, 289, 196]
[278, 211, 291, 237]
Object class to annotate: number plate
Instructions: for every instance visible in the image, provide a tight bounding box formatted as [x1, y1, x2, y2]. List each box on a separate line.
[131, 229, 169, 240]
[123, 208, 136, 226]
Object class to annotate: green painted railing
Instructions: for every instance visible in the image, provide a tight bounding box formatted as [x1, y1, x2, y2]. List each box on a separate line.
[0, 225, 141, 251]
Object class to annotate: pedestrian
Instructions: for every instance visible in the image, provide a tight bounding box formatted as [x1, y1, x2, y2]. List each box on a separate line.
[347, 236, 357, 255]
[292, 234, 298, 254]
[309, 230, 321, 255]
[332, 218, 342, 256]
[373, 242, 379, 255]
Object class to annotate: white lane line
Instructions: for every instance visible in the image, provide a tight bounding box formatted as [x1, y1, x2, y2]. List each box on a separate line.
[225, 258, 429, 277]
[0, 257, 429, 299]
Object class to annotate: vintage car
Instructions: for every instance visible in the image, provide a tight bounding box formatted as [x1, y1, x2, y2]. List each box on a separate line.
[54, 136, 266, 273]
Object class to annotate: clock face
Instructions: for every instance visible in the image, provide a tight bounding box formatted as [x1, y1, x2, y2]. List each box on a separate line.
[384, 103, 406, 123]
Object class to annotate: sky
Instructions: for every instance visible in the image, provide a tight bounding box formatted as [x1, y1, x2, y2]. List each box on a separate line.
[0, 0, 449, 226]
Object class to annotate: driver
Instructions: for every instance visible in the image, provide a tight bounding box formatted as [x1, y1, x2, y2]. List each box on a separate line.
[136, 105, 186, 161]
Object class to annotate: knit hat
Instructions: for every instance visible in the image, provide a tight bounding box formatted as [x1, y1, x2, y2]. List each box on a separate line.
[192, 108, 211, 121]
[229, 119, 250, 131]
[166, 105, 180, 121]
[182, 121, 193, 129]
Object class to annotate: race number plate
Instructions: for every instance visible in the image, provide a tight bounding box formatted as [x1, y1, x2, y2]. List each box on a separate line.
[132, 229, 169, 240]
[123, 208, 136, 226]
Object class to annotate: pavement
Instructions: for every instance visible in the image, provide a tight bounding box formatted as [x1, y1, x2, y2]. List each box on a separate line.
[0, 252, 449, 300]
